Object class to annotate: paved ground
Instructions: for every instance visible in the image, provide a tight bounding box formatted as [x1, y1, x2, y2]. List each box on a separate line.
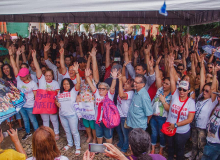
[1, 119, 192, 160]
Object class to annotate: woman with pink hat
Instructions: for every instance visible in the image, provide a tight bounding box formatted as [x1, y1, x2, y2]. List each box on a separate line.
[32, 49, 60, 140]
[9, 47, 39, 140]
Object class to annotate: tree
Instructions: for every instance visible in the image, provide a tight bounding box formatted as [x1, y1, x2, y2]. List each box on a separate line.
[83, 23, 91, 32]
[46, 23, 55, 32]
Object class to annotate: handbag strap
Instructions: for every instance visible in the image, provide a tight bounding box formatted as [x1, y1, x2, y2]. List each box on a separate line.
[176, 97, 189, 123]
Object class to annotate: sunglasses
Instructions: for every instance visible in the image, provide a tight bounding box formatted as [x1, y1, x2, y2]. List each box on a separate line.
[178, 88, 187, 92]
[98, 88, 107, 91]
[208, 67, 213, 69]
[55, 61, 60, 64]
[202, 89, 209, 93]
[134, 81, 143, 84]
[177, 68, 183, 71]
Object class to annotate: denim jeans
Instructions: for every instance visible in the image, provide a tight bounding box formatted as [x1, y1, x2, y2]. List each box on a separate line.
[201, 141, 220, 160]
[19, 107, 39, 133]
[40, 114, 59, 134]
[115, 117, 131, 152]
[7, 112, 22, 122]
[95, 122, 113, 139]
[59, 114, 81, 149]
[166, 129, 191, 160]
[150, 115, 166, 147]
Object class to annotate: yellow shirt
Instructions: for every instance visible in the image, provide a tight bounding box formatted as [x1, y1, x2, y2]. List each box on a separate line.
[0, 149, 26, 160]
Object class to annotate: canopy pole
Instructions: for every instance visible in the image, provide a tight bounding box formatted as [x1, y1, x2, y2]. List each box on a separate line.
[187, 26, 189, 34]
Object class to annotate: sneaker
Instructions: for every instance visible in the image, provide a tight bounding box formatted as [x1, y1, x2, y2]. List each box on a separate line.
[22, 133, 32, 140]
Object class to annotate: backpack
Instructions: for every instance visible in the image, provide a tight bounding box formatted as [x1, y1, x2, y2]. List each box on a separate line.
[96, 95, 120, 129]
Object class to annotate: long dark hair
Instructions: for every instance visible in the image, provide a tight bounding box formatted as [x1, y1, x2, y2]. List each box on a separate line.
[60, 78, 74, 93]
[1, 64, 15, 80]
[197, 82, 212, 102]
[129, 128, 153, 160]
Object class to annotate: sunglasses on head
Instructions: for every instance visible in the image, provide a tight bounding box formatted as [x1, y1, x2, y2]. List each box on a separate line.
[178, 88, 187, 92]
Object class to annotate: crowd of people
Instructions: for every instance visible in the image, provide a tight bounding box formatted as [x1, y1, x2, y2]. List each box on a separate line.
[0, 30, 220, 160]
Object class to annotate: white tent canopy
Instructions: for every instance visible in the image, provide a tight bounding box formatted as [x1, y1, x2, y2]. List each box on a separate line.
[0, 0, 220, 25]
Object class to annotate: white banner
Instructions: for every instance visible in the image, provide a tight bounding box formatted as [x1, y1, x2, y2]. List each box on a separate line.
[75, 102, 96, 121]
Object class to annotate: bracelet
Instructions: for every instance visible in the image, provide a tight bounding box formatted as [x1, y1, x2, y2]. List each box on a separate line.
[112, 77, 117, 80]
[162, 101, 166, 105]
[75, 72, 79, 74]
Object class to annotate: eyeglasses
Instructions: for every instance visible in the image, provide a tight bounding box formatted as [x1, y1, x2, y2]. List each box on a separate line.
[202, 89, 209, 93]
[98, 88, 107, 91]
[55, 61, 60, 64]
[178, 88, 187, 92]
[163, 82, 170, 86]
[208, 67, 213, 69]
[134, 81, 143, 84]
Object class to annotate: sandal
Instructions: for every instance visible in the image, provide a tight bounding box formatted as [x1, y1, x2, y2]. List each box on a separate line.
[75, 149, 80, 156]
[55, 134, 60, 140]
[63, 145, 71, 151]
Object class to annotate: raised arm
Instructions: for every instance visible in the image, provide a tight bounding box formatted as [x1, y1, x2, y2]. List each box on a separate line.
[110, 68, 117, 94]
[191, 54, 197, 78]
[15, 47, 21, 70]
[9, 46, 18, 77]
[21, 45, 27, 63]
[118, 74, 128, 99]
[77, 36, 84, 57]
[169, 55, 176, 93]
[155, 56, 162, 89]
[105, 42, 111, 68]
[209, 49, 215, 63]
[59, 47, 67, 75]
[90, 47, 99, 84]
[43, 43, 51, 60]
[85, 68, 97, 93]
[73, 62, 81, 91]
[211, 65, 220, 102]
[32, 50, 42, 79]
[200, 57, 206, 94]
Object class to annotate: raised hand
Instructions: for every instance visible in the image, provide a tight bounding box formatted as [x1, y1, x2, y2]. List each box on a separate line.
[90, 47, 97, 57]
[123, 61, 132, 67]
[32, 50, 37, 58]
[134, 51, 138, 59]
[123, 42, 128, 52]
[118, 73, 122, 81]
[144, 44, 152, 55]
[21, 45, 25, 53]
[44, 43, 51, 52]
[148, 56, 154, 68]
[111, 68, 118, 79]
[59, 40, 64, 48]
[159, 94, 166, 103]
[156, 56, 162, 65]
[59, 48, 64, 55]
[214, 64, 220, 74]
[16, 47, 21, 56]
[85, 68, 92, 77]
[8, 46, 13, 56]
[105, 42, 111, 51]
[73, 62, 79, 72]
[77, 36, 82, 44]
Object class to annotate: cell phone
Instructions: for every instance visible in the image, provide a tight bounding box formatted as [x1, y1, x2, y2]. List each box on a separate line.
[114, 57, 121, 62]
[89, 143, 107, 153]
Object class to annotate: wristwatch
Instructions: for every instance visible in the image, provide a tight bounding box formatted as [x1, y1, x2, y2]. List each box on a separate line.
[174, 123, 178, 128]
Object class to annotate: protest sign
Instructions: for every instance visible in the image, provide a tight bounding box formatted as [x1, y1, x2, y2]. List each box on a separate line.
[0, 79, 26, 124]
[202, 45, 220, 58]
[33, 89, 57, 114]
[75, 102, 96, 121]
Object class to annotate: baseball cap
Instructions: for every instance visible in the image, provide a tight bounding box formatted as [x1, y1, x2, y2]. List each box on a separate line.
[77, 57, 87, 64]
[178, 81, 190, 90]
[18, 68, 29, 77]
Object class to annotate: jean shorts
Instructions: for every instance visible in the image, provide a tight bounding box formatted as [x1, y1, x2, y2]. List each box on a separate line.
[95, 122, 113, 139]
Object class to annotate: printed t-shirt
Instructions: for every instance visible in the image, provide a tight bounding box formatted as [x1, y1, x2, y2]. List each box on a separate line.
[93, 89, 114, 121]
[206, 104, 220, 144]
[117, 90, 134, 117]
[16, 76, 38, 108]
[62, 70, 78, 85]
[38, 74, 60, 91]
[57, 87, 79, 116]
[166, 89, 196, 133]
[0, 149, 26, 160]
[195, 96, 218, 129]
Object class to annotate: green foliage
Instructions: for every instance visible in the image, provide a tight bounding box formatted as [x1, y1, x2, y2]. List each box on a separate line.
[46, 23, 55, 28]
[83, 23, 91, 32]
